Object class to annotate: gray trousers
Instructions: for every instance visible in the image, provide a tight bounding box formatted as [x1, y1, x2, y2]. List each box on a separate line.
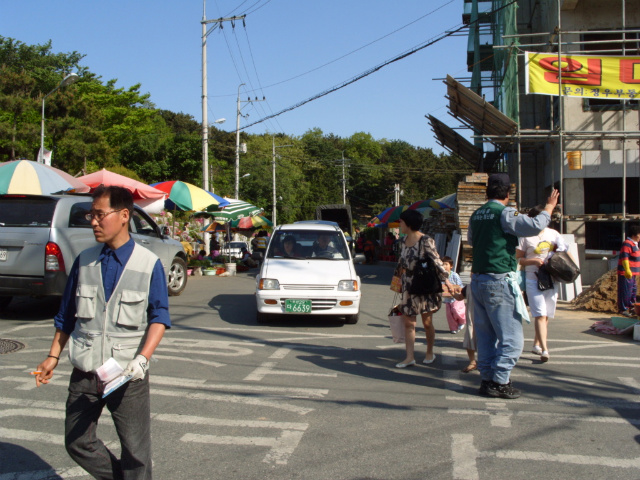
[65, 368, 152, 480]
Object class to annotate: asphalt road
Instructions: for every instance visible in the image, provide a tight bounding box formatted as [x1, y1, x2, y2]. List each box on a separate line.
[1, 263, 639, 480]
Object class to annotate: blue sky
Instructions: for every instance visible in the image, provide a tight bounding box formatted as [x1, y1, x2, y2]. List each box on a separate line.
[1, 0, 471, 152]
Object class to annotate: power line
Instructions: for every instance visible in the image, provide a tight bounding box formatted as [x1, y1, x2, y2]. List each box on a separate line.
[240, 0, 517, 130]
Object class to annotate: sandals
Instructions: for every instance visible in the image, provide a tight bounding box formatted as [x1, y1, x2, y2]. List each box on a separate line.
[461, 363, 477, 373]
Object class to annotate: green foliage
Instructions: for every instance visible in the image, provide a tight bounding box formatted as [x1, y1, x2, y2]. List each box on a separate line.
[0, 36, 473, 225]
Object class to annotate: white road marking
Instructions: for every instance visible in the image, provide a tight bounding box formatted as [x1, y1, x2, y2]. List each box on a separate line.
[152, 376, 328, 398]
[451, 434, 479, 480]
[548, 376, 595, 386]
[159, 345, 254, 357]
[451, 434, 640, 479]
[244, 361, 338, 382]
[0, 426, 63, 445]
[445, 395, 640, 409]
[0, 365, 28, 370]
[0, 466, 89, 480]
[182, 430, 306, 466]
[0, 376, 42, 390]
[486, 402, 512, 427]
[270, 347, 291, 359]
[153, 354, 225, 367]
[448, 408, 640, 425]
[618, 377, 640, 393]
[151, 388, 313, 415]
[443, 371, 464, 391]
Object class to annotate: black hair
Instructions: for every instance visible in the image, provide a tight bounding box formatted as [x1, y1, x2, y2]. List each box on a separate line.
[399, 209, 423, 231]
[527, 205, 545, 218]
[486, 184, 509, 200]
[283, 235, 296, 244]
[92, 185, 134, 215]
[442, 256, 454, 266]
[628, 224, 640, 237]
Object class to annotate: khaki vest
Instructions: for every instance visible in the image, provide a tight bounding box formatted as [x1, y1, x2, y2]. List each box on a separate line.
[68, 242, 159, 372]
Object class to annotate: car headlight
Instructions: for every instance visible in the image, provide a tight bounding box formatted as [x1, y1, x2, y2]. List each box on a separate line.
[338, 280, 358, 291]
[259, 278, 280, 290]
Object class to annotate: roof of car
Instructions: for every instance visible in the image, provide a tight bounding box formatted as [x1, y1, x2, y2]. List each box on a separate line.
[278, 221, 340, 232]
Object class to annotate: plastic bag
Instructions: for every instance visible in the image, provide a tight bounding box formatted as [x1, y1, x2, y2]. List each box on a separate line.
[388, 305, 405, 343]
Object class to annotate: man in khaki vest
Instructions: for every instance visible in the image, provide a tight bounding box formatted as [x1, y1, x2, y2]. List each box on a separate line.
[35, 186, 170, 480]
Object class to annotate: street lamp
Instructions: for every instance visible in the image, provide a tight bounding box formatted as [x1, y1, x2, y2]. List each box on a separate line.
[39, 73, 79, 165]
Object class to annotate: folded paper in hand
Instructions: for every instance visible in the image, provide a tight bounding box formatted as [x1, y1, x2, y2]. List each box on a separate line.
[96, 357, 132, 398]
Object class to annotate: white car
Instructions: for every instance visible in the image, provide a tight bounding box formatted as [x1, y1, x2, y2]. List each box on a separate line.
[255, 222, 361, 324]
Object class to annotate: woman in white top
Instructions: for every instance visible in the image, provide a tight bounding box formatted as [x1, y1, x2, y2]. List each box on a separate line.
[516, 206, 567, 363]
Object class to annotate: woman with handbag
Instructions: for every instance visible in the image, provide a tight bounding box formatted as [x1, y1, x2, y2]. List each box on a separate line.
[395, 209, 452, 368]
[516, 205, 568, 363]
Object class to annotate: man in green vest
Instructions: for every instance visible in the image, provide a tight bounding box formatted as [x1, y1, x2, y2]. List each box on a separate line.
[469, 174, 558, 399]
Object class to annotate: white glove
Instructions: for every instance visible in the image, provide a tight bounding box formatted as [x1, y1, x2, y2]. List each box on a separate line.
[123, 354, 149, 380]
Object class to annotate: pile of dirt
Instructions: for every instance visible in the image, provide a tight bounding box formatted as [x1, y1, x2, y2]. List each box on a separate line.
[571, 269, 619, 313]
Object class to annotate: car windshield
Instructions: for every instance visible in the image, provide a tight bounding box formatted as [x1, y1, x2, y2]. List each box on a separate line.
[266, 229, 348, 260]
[0, 196, 58, 227]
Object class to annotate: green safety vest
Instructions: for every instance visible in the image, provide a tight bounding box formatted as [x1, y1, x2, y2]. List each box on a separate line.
[470, 201, 518, 274]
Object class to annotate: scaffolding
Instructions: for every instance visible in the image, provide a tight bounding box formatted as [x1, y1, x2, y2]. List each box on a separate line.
[439, 0, 640, 246]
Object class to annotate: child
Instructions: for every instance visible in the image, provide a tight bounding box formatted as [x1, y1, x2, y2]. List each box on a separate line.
[452, 284, 477, 373]
[441, 256, 466, 334]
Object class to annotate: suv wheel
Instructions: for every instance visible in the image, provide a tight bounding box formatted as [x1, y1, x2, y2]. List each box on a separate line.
[168, 257, 188, 296]
[344, 313, 359, 325]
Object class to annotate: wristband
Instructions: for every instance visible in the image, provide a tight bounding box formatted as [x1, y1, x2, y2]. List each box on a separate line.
[48, 355, 59, 360]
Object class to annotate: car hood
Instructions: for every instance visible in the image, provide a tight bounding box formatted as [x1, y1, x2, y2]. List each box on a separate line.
[262, 258, 357, 285]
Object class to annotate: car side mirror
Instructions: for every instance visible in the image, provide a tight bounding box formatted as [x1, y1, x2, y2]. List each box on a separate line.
[353, 253, 366, 264]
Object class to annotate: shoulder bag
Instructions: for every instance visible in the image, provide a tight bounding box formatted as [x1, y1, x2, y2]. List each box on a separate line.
[408, 237, 443, 296]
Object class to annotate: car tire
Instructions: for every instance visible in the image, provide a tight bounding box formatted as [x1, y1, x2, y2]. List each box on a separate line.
[168, 257, 188, 296]
[0, 296, 12, 311]
[344, 313, 359, 324]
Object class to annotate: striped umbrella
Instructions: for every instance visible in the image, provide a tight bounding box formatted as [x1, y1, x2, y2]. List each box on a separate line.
[206, 199, 263, 223]
[370, 205, 408, 227]
[0, 160, 89, 195]
[150, 181, 229, 211]
[231, 214, 272, 229]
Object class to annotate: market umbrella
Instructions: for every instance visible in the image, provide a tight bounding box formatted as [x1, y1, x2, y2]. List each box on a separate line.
[408, 199, 449, 210]
[150, 180, 229, 211]
[370, 205, 408, 227]
[0, 160, 90, 195]
[78, 169, 167, 213]
[207, 200, 263, 223]
[231, 214, 272, 229]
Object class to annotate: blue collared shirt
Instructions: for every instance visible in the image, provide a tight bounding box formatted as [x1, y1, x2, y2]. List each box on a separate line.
[54, 237, 171, 334]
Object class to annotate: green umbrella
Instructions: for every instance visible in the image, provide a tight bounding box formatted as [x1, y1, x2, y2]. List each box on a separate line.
[208, 200, 263, 223]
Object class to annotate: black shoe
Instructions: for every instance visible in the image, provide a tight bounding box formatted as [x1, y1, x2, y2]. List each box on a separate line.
[488, 381, 521, 399]
[478, 380, 493, 396]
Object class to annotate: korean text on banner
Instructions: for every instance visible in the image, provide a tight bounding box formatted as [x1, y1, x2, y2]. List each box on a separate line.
[525, 51, 640, 99]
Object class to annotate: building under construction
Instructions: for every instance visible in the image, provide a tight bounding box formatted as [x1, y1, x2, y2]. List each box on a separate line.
[430, 0, 640, 284]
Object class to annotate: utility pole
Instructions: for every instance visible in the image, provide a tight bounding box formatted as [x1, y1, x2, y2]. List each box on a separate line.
[335, 152, 350, 204]
[272, 138, 293, 228]
[201, 2, 245, 191]
[235, 88, 265, 199]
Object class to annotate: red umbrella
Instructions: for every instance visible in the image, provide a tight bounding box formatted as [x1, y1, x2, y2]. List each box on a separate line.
[79, 169, 166, 200]
[78, 169, 167, 213]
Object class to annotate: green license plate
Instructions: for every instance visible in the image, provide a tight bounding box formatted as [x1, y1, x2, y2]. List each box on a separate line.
[285, 299, 312, 313]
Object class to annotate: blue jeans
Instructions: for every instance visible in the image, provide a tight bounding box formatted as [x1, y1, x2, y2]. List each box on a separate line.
[471, 274, 524, 385]
[65, 368, 152, 480]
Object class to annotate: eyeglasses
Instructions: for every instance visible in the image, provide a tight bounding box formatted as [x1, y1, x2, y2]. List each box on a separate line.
[85, 209, 123, 222]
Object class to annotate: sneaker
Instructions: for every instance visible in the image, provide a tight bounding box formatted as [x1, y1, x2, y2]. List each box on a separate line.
[487, 381, 521, 399]
[450, 330, 458, 334]
[458, 324, 466, 332]
[532, 346, 542, 355]
[478, 379, 493, 396]
[541, 351, 550, 362]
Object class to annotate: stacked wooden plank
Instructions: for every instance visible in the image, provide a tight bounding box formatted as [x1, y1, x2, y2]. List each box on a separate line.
[456, 173, 517, 275]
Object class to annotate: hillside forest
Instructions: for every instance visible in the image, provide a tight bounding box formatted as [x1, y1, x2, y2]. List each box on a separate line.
[0, 36, 474, 223]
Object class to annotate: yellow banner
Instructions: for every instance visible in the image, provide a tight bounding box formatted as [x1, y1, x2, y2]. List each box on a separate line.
[526, 51, 640, 99]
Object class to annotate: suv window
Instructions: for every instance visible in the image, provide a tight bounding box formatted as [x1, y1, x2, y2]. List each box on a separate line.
[68, 202, 93, 228]
[0, 196, 57, 227]
[131, 209, 158, 237]
[267, 229, 348, 259]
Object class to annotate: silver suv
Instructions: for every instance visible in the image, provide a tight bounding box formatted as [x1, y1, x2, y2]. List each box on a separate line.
[0, 194, 188, 310]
